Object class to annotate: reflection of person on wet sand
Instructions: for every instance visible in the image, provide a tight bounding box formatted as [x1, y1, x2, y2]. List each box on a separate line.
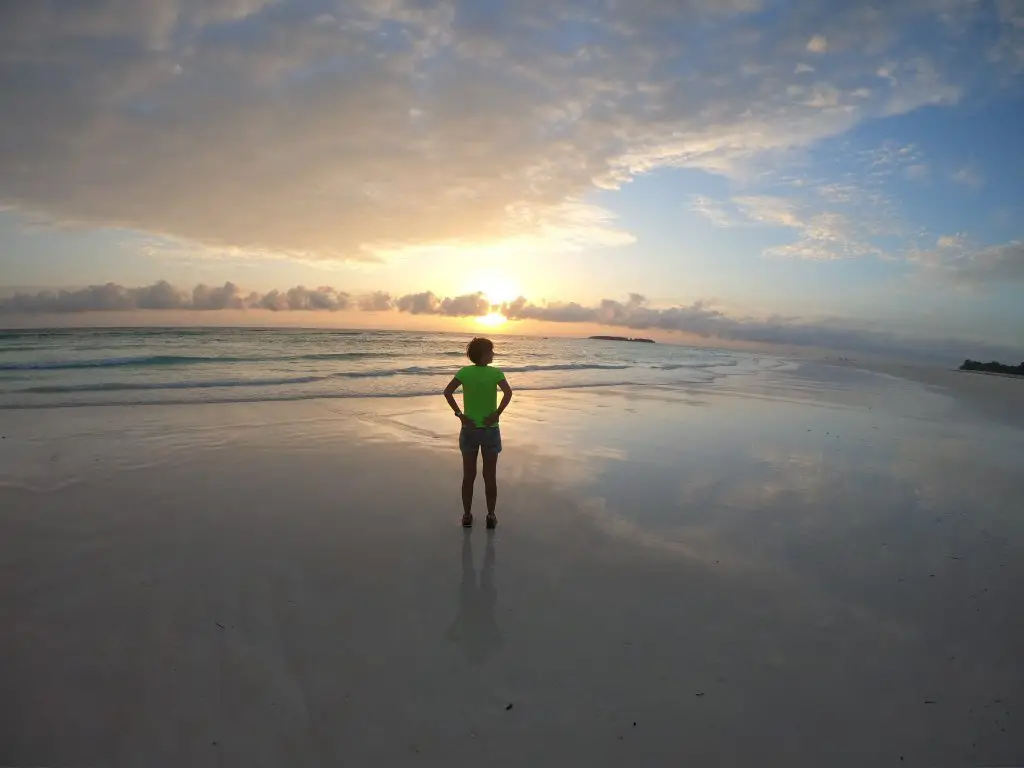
[445, 531, 502, 663]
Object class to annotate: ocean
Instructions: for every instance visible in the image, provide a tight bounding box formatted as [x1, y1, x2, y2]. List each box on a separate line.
[0, 328, 778, 409]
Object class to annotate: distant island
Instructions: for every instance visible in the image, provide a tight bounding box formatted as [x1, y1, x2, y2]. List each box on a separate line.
[960, 359, 1024, 377]
[589, 335, 655, 343]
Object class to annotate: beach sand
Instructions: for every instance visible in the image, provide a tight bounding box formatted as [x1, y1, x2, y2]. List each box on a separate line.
[1, 361, 1022, 766]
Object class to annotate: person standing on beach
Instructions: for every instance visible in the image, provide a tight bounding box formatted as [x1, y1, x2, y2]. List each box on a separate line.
[443, 337, 513, 529]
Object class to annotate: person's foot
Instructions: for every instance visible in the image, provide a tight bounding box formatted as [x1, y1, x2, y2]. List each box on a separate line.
[462, 513, 473, 528]
[486, 513, 497, 530]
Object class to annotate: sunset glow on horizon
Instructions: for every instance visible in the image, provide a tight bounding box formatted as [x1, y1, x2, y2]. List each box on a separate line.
[475, 312, 509, 328]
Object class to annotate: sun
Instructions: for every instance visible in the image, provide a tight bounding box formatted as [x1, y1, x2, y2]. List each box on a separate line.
[470, 272, 520, 305]
[475, 311, 508, 327]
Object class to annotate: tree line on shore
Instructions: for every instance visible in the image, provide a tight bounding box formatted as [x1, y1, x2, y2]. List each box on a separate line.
[960, 359, 1024, 376]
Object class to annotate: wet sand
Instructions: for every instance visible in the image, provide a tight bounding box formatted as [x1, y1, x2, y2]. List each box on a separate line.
[1, 361, 1022, 766]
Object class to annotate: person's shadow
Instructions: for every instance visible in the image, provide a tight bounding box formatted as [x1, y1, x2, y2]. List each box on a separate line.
[445, 530, 502, 663]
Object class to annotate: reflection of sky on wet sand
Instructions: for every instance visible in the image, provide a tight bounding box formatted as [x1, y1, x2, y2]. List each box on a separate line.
[485, 365, 1024, 760]
[4, 361, 1022, 765]
[343, 363, 1024, 608]
[492, 364, 1024, 658]
[502, 365, 1024, 553]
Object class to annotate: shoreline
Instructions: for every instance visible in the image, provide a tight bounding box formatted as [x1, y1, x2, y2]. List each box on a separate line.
[821, 358, 1024, 429]
[957, 368, 1024, 380]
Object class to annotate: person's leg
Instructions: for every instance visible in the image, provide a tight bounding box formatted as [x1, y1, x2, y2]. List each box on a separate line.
[462, 447, 478, 521]
[482, 450, 498, 519]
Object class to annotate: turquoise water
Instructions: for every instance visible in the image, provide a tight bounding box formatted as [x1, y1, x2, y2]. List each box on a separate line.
[0, 328, 777, 409]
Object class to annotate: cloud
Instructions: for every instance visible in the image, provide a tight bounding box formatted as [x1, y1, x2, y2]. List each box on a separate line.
[733, 196, 803, 229]
[952, 165, 984, 189]
[0, 281, 185, 313]
[861, 141, 925, 176]
[730, 195, 879, 260]
[904, 163, 930, 181]
[394, 291, 490, 316]
[285, 286, 352, 312]
[690, 132, 922, 260]
[960, 241, 1024, 282]
[358, 291, 394, 312]
[503, 293, 1015, 361]
[0, 281, 357, 314]
[0, 279, 1013, 359]
[689, 195, 741, 227]
[913, 235, 1024, 284]
[988, 0, 1024, 74]
[192, 282, 249, 310]
[395, 292, 442, 315]
[807, 35, 829, 54]
[441, 292, 490, 317]
[937, 233, 968, 249]
[0, 0, 1004, 262]
[692, 184, 899, 260]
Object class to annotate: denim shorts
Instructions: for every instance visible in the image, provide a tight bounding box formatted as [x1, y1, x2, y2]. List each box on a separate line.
[459, 426, 502, 456]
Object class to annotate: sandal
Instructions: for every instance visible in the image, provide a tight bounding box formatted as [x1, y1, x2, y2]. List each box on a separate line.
[462, 513, 473, 528]
[486, 514, 498, 530]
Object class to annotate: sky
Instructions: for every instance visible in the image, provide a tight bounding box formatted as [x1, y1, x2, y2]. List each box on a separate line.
[0, 0, 1022, 360]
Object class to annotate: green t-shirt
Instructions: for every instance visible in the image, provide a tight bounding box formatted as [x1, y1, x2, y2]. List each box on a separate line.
[456, 365, 505, 428]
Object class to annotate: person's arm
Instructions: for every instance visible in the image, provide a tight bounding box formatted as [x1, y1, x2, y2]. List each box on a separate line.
[483, 378, 513, 426]
[444, 376, 475, 427]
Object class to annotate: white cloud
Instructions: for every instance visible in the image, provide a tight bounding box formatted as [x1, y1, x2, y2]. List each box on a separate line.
[988, 0, 1024, 73]
[732, 196, 878, 260]
[966, 241, 1024, 282]
[692, 183, 900, 261]
[816, 183, 859, 204]
[913, 235, 1024, 284]
[689, 195, 741, 227]
[905, 163, 930, 181]
[691, 131, 931, 262]
[733, 196, 802, 228]
[861, 141, 925, 174]
[937, 233, 968, 249]
[952, 165, 984, 189]
[0, 0, 1000, 263]
[879, 58, 961, 115]
[807, 35, 829, 54]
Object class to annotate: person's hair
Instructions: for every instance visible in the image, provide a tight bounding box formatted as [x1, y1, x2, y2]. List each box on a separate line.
[466, 337, 494, 365]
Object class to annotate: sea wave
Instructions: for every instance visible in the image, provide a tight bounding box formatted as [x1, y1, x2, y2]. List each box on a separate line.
[0, 328, 371, 339]
[501, 363, 631, 373]
[21, 375, 327, 393]
[332, 362, 631, 377]
[304, 351, 465, 361]
[654, 360, 738, 370]
[16, 361, 638, 392]
[0, 350, 468, 371]
[1, 355, 235, 371]
[2, 376, 723, 410]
